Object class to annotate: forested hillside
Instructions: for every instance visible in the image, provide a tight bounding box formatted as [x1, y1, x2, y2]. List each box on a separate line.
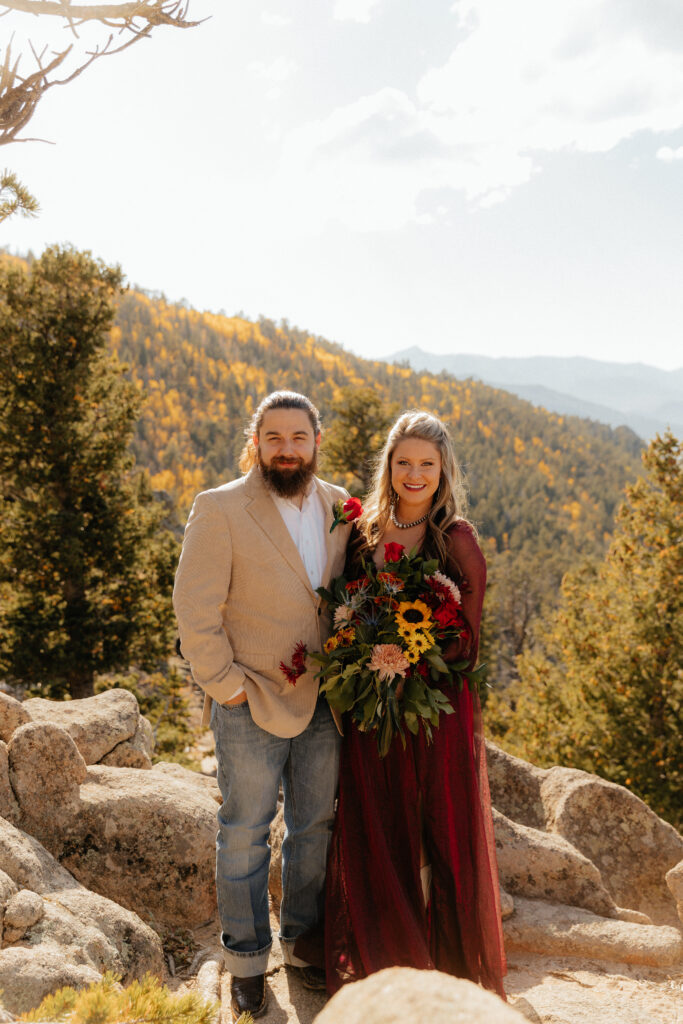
[111, 289, 644, 688]
[113, 290, 641, 542]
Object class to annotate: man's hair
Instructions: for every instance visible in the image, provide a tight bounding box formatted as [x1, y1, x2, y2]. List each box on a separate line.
[238, 390, 322, 473]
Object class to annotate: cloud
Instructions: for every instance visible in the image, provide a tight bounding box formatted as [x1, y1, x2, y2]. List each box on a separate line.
[656, 145, 683, 161]
[248, 0, 683, 232]
[260, 12, 291, 27]
[333, 0, 382, 24]
[248, 56, 297, 83]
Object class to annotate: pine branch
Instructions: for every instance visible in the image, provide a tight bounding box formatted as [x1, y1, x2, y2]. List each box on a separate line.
[0, 166, 39, 221]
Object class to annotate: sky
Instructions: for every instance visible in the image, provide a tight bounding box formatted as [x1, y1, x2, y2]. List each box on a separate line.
[2, 0, 683, 371]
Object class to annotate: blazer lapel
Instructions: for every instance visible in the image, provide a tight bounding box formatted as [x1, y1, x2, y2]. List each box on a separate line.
[244, 468, 314, 595]
[316, 479, 340, 591]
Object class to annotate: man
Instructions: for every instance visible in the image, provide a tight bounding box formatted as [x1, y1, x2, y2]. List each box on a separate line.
[173, 391, 349, 1021]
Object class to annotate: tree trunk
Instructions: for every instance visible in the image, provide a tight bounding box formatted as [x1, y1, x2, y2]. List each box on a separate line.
[68, 668, 95, 700]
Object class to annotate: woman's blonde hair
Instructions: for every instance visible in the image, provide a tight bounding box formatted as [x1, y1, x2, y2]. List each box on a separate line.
[359, 410, 472, 565]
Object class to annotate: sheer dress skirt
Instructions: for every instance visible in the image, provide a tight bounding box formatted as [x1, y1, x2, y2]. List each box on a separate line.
[323, 681, 507, 998]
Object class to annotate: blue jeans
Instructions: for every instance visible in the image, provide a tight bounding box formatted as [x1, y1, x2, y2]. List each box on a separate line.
[211, 696, 340, 976]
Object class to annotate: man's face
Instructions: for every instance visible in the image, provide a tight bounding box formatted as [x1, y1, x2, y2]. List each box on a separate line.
[256, 407, 321, 498]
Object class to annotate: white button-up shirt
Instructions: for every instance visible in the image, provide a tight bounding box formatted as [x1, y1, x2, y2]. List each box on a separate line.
[272, 482, 327, 592]
[226, 480, 327, 700]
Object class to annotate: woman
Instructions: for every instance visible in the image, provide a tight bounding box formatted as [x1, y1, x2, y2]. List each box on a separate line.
[323, 410, 506, 997]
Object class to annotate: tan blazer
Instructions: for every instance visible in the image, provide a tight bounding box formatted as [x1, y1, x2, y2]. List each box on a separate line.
[173, 467, 350, 737]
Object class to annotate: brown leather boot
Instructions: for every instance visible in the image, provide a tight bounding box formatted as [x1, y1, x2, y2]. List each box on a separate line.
[230, 973, 267, 1021]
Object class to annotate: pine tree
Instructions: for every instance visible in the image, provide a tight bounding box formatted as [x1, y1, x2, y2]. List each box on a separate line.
[0, 246, 178, 699]
[489, 432, 683, 826]
[321, 386, 396, 493]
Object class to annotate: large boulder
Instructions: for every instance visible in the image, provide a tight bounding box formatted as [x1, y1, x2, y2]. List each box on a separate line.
[0, 816, 163, 1016]
[487, 741, 683, 927]
[11, 761, 218, 928]
[23, 689, 140, 764]
[503, 896, 683, 967]
[493, 809, 619, 918]
[313, 967, 526, 1024]
[0, 692, 31, 744]
[0, 949, 101, 1017]
[486, 742, 546, 829]
[8, 722, 87, 817]
[541, 768, 683, 926]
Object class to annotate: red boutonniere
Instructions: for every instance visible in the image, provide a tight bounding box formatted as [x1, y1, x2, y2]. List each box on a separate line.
[280, 641, 308, 686]
[330, 496, 363, 533]
[383, 542, 405, 563]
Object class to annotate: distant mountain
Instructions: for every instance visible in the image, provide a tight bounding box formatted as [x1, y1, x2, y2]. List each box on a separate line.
[384, 349, 683, 441]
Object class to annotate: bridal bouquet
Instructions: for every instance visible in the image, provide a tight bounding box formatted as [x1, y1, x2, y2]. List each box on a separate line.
[307, 542, 481, 757]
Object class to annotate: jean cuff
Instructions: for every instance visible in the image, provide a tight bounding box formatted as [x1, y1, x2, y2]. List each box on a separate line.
[279, 936, 311, 968]
[221, 939, 272, 976]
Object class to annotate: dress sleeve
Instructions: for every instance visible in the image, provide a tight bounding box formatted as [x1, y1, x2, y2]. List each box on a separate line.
[442, 522, 487, 670]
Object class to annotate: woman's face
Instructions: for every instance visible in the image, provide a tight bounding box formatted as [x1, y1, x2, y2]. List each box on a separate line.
[390, 438, 442, 512]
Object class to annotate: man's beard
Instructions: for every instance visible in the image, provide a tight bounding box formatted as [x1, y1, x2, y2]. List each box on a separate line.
[259, 451, 318, 499]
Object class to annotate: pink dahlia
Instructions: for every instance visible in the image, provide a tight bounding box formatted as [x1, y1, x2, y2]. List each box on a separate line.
[367, 644, 410, 682]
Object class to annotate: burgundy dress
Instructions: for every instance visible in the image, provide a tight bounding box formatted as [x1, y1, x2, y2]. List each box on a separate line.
[323, 522, 507, 997]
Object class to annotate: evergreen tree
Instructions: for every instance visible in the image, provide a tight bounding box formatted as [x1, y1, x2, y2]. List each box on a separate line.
[321, 386, 396, 493]
[488, 432, 683, 826]
[0, 246, 178, 699]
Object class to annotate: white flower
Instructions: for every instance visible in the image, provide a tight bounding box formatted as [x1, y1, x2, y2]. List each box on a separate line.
[334, 604, 355, 628]
[429, 570, 461, 604]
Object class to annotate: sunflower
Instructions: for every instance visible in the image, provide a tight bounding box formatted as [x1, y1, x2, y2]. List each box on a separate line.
[395, 600, 433, 638]
[406, 629, 434, 663]
[324, 636, 339, 654]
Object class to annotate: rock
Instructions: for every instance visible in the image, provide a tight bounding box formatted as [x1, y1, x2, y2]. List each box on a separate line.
[665, 859, 683, 925]
[151, 761, 220, 801]
[23, 689, 139, 764]
[0, 816, 163, 1009]
[42, 887, 163, 979]
[505, 951, 683, 1024]
[0, 815, 80, 896]
[500, 887, 515, 920]
[0, 741, 20, 823]
[8, 723, 86, 816]
[493, 809, 619, 918]
[503, 896, 683, 967]
[196, 957, 221, 1009]
[101, 714, 154, 769]
[486, 741, 546, 829]
[268, 804, 285, 910]
[23, 764, 218, 928]
[0, 868, 18, 904]
[99, 715, 154, 769]
[313, 966, 526, 1023]
[3, 889, 44, 941]
[0, 692, 31, 743]
[541, 768, 683, 926]
[0, 946, 101, 1015]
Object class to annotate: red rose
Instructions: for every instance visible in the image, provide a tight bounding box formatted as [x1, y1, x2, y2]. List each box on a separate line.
[342, 496, 363, 522]
[384, 542, 405, 563]
[432, 603, 460, 628]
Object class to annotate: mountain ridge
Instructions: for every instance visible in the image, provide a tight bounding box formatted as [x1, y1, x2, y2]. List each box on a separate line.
[384, 347, 683, 440]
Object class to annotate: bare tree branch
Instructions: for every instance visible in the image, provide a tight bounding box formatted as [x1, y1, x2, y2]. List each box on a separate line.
[0, 1, 205, 145]
[0, 1, 201, 30]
